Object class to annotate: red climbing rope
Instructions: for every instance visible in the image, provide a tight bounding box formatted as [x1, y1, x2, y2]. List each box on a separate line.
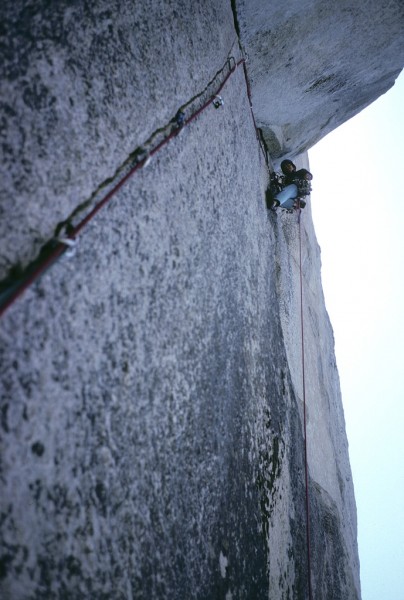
[298, 207, 313, 599]
[1, 56, 268, 318]
[62, 57, 248, 239]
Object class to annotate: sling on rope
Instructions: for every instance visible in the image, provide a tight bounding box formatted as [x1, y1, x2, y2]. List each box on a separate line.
[298, 204, 313, 599]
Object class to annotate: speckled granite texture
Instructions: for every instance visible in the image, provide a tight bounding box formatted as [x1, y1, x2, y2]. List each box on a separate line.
[0, 1, 363, 598]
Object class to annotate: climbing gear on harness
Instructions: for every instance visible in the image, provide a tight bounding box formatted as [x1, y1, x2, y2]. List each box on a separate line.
[297, 180, 312, 197]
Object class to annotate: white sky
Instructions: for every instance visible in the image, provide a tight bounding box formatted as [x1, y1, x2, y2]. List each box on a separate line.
[309, 70, 404, 600]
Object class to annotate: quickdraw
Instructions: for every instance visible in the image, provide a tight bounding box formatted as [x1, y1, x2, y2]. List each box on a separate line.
[212, 95, 224, 108]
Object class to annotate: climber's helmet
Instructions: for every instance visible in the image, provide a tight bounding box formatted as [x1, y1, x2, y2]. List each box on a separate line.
[280, 159, 296, 174]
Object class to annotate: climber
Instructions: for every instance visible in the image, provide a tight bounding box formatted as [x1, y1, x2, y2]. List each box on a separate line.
[271, 159, 313, 210]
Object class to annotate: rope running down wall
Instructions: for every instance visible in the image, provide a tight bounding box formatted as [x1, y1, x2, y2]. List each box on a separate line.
[298, 206, 313, 600]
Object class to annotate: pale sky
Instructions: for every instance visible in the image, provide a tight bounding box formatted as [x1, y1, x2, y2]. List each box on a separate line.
[309, 71, 404, 600]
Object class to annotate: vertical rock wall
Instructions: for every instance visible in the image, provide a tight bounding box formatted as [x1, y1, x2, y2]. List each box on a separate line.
[1, 2, 360, 598]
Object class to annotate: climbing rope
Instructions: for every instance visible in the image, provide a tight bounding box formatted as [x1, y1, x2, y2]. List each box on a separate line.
[0, 55, 268, 318]
[298, 206, 313, 599]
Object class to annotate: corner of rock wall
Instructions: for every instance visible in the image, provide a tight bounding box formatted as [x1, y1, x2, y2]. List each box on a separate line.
[235, 0, 404, 158]
[269, 152, 361, 599]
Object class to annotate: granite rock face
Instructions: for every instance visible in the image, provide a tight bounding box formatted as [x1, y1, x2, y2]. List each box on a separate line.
[0, 1, 368, 598]
[235, 0, 404, 159]
[0, 0, 236, 281]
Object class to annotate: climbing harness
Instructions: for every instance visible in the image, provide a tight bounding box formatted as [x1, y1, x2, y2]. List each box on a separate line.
[298, 206, 313, 600]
